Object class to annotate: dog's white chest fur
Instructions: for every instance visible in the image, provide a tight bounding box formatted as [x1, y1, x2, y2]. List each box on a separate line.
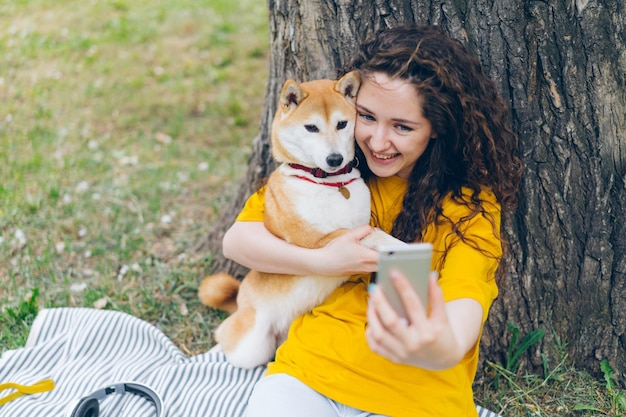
[279, 165, 371, 231]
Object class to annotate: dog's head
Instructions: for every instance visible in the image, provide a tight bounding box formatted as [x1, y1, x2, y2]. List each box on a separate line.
[270, 71, 360, 172]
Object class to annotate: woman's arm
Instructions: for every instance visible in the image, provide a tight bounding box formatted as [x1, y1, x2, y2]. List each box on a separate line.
[223, 221, 380, 277]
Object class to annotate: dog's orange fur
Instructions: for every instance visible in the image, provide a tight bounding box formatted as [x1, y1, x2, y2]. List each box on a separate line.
[198, 272, 239, 314]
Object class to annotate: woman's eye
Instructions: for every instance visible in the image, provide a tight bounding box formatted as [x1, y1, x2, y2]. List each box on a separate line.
[396, 124, 413, 132]
[305, 125, 319, 133]
[358, 113, 374, 121]
[336, 121, 347, 130]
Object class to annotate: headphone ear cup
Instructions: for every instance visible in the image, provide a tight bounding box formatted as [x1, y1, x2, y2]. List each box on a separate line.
[71, 397, 100, 417]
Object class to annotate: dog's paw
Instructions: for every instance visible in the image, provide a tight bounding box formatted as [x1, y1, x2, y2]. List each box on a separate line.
[360, 229, 406, 249]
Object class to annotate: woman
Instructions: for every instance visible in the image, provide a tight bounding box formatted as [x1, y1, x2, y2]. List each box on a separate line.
[223, 25, 522, 417]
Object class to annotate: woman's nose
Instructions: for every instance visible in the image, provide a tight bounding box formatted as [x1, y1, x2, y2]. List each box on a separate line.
[368, 125, 389, 151]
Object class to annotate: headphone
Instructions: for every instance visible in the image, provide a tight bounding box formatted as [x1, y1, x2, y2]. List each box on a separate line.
[65, 382, 163, 417]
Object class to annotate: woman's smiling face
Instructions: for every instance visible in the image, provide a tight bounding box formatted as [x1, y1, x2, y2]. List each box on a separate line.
[355, 72, 435, 179]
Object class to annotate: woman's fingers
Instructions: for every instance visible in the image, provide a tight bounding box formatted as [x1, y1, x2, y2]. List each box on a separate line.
[367, 283, 415, 360]
[367, 271, 482, 369]
[351, 224, 375, 241]
[320, 226, 379, 275]
[366, 270, 455, 366]
[425, 273, 447, 323]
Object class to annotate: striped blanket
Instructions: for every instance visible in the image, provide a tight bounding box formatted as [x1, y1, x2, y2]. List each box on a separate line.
[0, 308, 501, 416]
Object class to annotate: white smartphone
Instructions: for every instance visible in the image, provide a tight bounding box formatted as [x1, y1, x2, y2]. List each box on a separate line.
[376, 242, 433, 318]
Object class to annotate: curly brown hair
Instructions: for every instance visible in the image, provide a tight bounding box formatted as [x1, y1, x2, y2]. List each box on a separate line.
[345, 25, 522, 270]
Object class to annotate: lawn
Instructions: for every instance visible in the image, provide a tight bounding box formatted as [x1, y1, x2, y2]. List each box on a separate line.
[0, 0, 267, 355]
[1, 1, 624, 416]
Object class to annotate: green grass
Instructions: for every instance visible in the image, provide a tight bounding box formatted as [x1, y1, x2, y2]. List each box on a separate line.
[0, 0, 266, 355]
[1, 1, 625, 415]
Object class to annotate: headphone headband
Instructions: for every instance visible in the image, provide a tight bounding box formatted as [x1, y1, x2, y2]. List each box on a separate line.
[66, 382, 163, 417]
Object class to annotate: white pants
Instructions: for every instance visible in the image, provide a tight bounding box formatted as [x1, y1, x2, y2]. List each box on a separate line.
[245, 374, 389, 417]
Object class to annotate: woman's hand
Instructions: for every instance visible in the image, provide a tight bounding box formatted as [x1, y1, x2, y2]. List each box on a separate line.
[365, 270, 483, 370]
[314, 225, 380, 276]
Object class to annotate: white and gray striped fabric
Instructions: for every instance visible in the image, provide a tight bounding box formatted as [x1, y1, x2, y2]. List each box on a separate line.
[0, 308, 502, 417]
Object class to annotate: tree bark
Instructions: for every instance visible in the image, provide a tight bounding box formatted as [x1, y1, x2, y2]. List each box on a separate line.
[198, 0, 626, 380]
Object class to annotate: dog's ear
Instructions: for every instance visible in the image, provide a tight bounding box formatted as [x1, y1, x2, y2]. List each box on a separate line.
[335, 71, 361, 103]
[279, 80, 307, 112]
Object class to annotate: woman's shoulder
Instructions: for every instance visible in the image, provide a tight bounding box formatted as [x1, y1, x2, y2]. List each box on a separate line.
[236, 185, 268, 222]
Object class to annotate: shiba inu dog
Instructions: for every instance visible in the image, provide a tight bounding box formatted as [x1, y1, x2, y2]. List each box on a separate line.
[198, 71, 402, 369]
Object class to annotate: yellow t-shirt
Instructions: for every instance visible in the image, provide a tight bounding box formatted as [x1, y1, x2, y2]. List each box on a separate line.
[236, 175, 500, 417]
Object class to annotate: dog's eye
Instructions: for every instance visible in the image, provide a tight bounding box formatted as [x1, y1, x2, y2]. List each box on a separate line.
[337, 121, 348, 130]
[305, 125, 319, 133]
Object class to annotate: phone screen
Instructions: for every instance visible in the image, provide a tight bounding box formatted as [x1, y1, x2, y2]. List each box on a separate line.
[376, 243, 433, 318]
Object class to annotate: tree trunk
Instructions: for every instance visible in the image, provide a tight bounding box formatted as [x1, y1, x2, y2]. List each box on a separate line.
[198, 0, 626, 380]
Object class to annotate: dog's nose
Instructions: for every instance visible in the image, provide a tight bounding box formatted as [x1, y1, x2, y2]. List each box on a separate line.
[326, 153, 344, 168]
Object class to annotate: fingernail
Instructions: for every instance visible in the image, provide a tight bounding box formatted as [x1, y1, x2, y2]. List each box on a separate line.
[367, 283, 377, 294]
[431, 271, 439, 279]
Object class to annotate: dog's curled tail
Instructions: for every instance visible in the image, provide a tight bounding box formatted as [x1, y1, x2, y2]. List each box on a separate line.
[198, 272, 240, 314]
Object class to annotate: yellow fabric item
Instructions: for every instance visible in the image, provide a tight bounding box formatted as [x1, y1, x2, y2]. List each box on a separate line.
[237, 175, 500, 417]
[0, 379, 55, 406]
[236, 187, 266, 222]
